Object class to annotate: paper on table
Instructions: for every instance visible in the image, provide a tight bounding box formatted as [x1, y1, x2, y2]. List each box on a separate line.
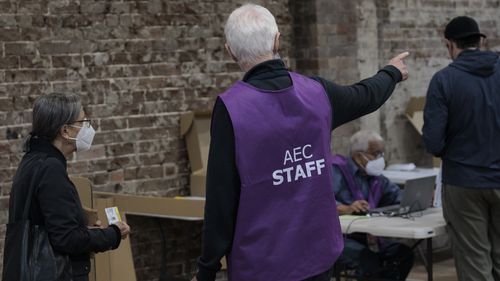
[386, 163, 416, 171]
[433, 163, 442, 207]
[339, 215, 370, 220]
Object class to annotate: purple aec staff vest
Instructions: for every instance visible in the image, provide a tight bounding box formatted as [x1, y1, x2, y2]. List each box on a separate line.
[331, 154, 383, 209]
[219, 72, 343, 281]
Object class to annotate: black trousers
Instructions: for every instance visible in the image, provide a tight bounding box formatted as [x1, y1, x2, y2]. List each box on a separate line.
[339, 235, 414, 280]
[73, 275, 89, 281]
[302, 266, 334, 281]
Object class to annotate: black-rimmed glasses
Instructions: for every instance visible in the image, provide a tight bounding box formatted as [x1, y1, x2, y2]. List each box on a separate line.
[72, 119, 92, 128]
[361, 151, 385, 159]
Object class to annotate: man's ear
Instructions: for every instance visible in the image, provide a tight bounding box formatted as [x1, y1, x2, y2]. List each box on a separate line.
[445, 39, 455, 60]
[273, 32, 280, 54]
[445, 39, 454, 52]
[225, 44, 238, 62]
[480, 37, 487, 49]
[444, 39, 450, 49]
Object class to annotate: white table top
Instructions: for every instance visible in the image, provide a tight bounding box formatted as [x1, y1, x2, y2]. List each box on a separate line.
[382, 168, 439, 185]
[339, 208, 446, 239]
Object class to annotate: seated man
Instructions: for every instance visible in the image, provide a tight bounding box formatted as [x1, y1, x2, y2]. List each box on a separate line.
[332, 130, 414, 280]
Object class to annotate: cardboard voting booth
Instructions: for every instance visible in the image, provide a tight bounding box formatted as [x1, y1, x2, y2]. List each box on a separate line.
[180, 111, 211, 197]
[405, 96, 441, 167]
[179, 111, 229, 268]
[71, 176, 137, 281]
[71, 177, 99, 226]
[71, 176, 213, 281]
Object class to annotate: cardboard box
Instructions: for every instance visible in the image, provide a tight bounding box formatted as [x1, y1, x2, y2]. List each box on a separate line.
[83, 206, 99, 226]
[405, 96, 426, 135]
[190, 169, 207, 197]
[180, 111, 211, 197]
[94, 192, 205, 220]
[70, 176, 99, 226]
[405, 97, 441, 167]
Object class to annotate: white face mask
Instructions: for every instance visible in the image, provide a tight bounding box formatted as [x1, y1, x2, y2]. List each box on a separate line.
[365, 157, 386, 176]
[69, 125, 95, 152]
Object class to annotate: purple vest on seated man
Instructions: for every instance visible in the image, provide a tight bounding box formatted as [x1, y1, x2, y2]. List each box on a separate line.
[331, 154, 383, 209]
[219, 72, 343, 281]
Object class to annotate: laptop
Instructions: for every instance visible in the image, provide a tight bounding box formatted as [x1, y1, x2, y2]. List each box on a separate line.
[369, 175, 436, 216]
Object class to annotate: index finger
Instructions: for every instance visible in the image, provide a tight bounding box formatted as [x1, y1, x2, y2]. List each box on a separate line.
[395, 51, 410, 60]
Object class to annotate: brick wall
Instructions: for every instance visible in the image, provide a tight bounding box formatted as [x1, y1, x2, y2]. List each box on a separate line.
[126, 216, 204, 280]
[315, 0, 361, 155]
[290, 0, 361, 155]
[1, 0, 500, 280]
[375, 0, 500, 164]
[306, 0, 500, 162]
[0, 0, 293, 279]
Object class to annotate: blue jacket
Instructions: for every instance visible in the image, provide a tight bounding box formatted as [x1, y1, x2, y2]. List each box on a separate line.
[423, 50, 500, 188]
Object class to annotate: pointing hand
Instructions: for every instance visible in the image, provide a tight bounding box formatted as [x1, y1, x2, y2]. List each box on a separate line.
[388, 51, 410, 81]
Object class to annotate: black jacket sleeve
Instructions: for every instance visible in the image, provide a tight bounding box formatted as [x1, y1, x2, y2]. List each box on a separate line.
[196, 98, 240, 281]
[37, 158, 121, 255]
[312, 65, 403, 129]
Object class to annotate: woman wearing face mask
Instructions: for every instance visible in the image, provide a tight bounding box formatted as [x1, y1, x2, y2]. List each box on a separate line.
[3, 93, 130, 281]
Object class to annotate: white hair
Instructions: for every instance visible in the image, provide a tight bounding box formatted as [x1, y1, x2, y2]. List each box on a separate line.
[224, 4, 279, 67]
[349, 130, 384, 154]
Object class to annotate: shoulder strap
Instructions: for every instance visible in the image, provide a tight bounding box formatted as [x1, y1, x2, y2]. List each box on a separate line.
[21, 157, 45, 221]
[367, 177, 384, 208]
[331, 155, 365, 201]
[331, 154, 348, 166]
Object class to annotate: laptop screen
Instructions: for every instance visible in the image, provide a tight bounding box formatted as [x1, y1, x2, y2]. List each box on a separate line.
[400, 175, 436, 213]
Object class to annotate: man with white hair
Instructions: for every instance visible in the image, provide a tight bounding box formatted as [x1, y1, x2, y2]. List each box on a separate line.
[331, 130, 414, 280]
[194, 4, 409, 281]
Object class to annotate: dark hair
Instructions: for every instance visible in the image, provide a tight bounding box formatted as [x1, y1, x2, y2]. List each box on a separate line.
[24, 93, 81, 151]
[452, 35, 481, 49]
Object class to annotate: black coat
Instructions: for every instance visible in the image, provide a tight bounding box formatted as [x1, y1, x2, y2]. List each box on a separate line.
[6, 137, 121, 280]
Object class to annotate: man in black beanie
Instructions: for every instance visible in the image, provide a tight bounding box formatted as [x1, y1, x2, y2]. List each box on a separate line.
[423, 16, 500, 281]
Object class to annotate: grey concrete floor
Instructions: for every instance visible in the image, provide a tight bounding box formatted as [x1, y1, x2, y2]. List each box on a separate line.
[407, 247, 457, 281]
[407, 257, 457, 281]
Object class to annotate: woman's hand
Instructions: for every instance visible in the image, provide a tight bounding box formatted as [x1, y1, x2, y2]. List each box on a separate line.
[114, 221, 131, 239]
